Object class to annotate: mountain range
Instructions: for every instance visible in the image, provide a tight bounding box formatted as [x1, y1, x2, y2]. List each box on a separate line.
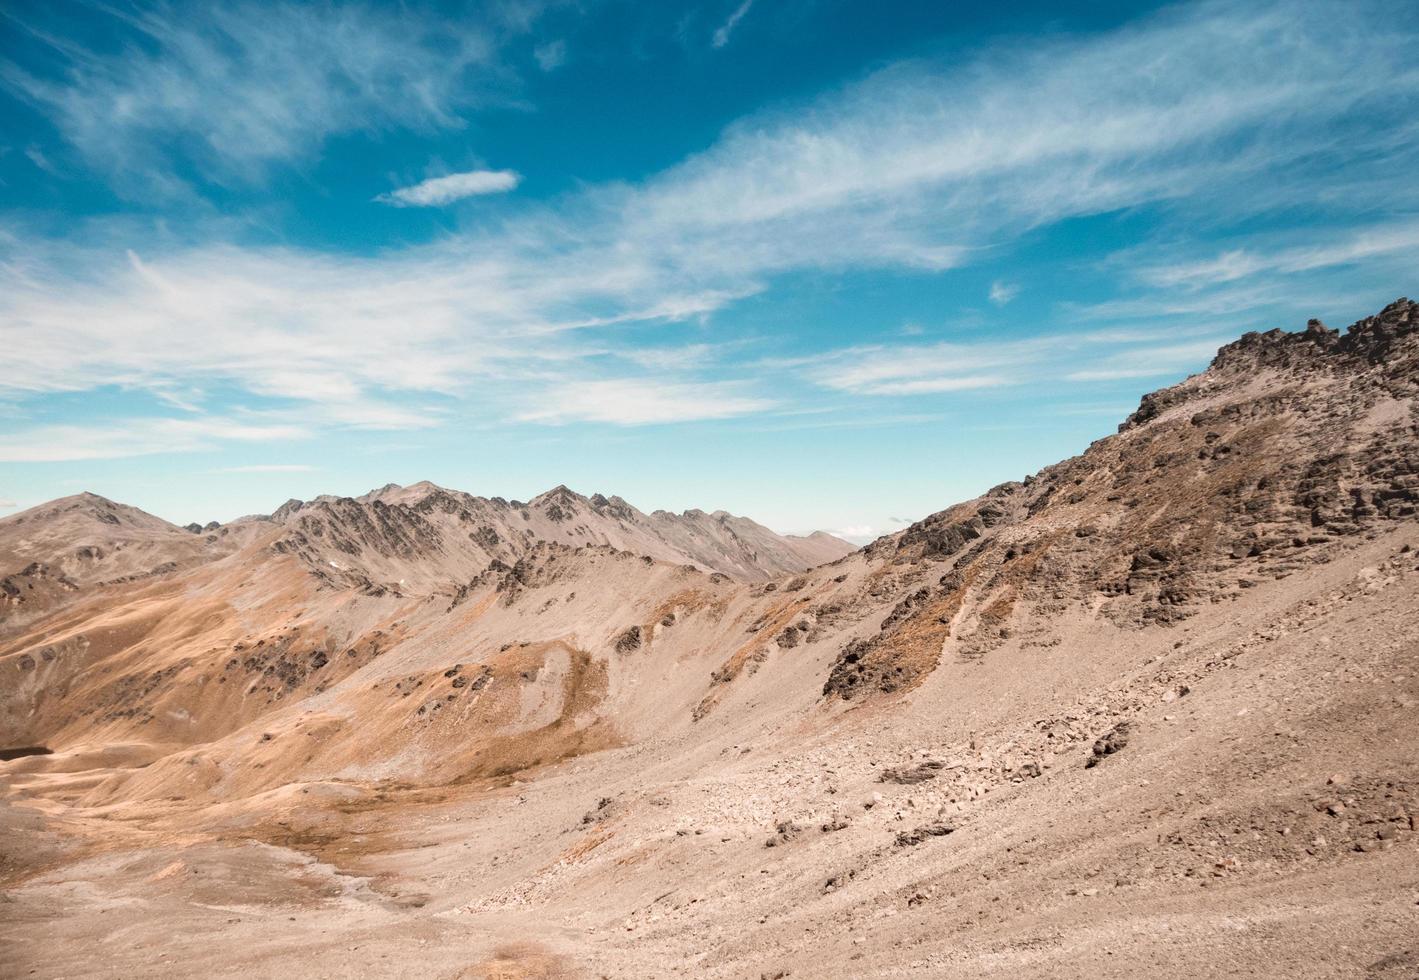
[2, 300, 1417, 978]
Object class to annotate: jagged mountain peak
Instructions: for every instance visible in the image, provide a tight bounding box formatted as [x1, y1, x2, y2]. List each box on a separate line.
[358, 480, 448, 504]
[1119, 298, 1418, 433]
[256, 480, 853, 590]
[1209, 296, 1415, 374]
[532, 483, 582, 500]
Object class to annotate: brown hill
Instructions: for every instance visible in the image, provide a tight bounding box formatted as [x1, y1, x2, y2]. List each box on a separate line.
[0, 491, 241, 629]
[1, 300, 1416, 979]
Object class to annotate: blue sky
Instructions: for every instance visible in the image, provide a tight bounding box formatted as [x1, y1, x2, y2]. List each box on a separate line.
[2, 0, 1417, 539]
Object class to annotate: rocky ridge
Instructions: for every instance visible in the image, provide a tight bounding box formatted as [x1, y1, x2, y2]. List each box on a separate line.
[822, 298, 1419, 699]
[262, 482, 854, 591]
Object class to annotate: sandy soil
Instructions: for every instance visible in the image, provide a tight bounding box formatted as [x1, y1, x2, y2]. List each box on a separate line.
[3, 529, 1416, 979]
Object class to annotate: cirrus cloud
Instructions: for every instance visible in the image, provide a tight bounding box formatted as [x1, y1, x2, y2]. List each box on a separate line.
[0, 417, 310, 463]
[377, 169, 522, 207]
[3, 0, 1419, 460]
[516, 380, 775, 425]
[0, 2, 527, 196]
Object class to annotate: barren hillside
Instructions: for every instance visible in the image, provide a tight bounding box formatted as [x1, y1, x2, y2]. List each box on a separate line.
[2, 300, 1417, 979]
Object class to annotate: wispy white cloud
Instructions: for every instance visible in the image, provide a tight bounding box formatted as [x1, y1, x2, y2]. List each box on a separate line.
[617, 343, 723, 371]
[213, 464, 317, 473]
[989, 280, 1019, 306]
[747, 411, 946, 433]
[1069, 278, 1379, 324]
[712, 0, 756, 48]
[3, 0, 1419, 455]
[832, 523, 875, 541]
[1063, 338, 1231, 381]
[0, 499, 17, 510]
[801, 326, 1234, 395]
[1133, 219, 1419, 290]
[378, 169, 521, 207]
[0, 3, 520, 194]
[534, 39, 567, 71]
[653, 2, 1419, 252]
[24, 144, 55, 174]
[803, 340, 1022, 395]
[0, 417, 310, 463]
[151, 386, 206, 413]
[516, 379, 774, 425]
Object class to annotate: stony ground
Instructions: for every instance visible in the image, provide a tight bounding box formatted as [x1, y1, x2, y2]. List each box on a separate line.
[3, 528, 1416, 979]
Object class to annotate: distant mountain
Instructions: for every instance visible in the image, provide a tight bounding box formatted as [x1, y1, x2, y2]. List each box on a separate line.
[259, 481, 855, 591]
[0, 481, 855, 626]
[0, 491, 223, 626]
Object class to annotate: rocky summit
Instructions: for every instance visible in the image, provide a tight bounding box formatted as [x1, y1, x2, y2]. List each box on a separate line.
[3, 300, 1419, 978]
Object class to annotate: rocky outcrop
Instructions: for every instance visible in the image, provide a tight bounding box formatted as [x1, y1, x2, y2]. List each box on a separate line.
[824, 299, 1419, 700]
[614, 626, 643, 654]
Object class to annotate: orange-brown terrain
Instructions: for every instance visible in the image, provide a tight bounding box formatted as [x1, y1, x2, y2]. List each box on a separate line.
[3, 300, 1418, 978]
